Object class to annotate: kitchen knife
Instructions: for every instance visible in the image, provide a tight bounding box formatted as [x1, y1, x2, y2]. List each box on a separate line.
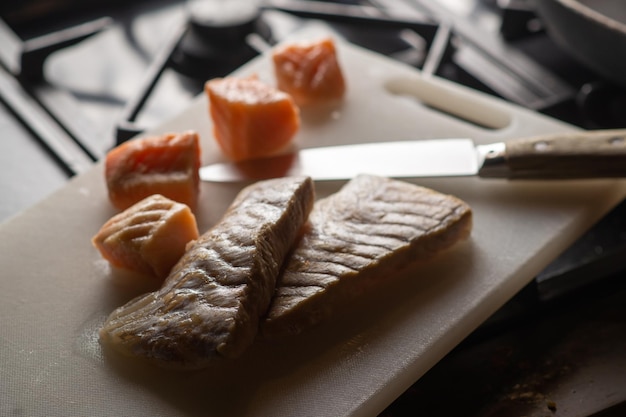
[200, 129, 626, 182]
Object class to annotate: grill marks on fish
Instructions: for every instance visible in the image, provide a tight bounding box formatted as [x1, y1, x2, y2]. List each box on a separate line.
[262, 174, 473, 338]
[99, 176, 315, 369]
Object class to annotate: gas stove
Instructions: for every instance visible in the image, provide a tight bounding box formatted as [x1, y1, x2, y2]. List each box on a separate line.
[3, 0, 626, 209]
[2, 1, 625, 415]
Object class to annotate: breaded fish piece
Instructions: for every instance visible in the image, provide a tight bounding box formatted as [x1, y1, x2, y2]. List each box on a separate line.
[100, 176, 315, 368]
[262, 174, 472, 338]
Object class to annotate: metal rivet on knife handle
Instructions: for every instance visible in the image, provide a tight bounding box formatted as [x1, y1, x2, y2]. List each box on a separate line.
[504, 129, 626, 179]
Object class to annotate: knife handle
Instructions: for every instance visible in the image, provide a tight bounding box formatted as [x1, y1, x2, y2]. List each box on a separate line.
[480, 129, 626, 179]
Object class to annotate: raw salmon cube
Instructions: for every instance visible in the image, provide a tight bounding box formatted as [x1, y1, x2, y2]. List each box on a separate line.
[272, 37, 346, 106]
[92, 194, 199, 280]
[105, 131, 201, 211]
[205, 76, 300, 161]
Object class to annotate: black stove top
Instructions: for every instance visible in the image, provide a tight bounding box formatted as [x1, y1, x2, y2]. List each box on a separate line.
[3, 1, 625, 167]
[1, 1, 625, 415]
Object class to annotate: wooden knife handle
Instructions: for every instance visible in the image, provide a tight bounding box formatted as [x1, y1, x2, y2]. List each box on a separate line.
[501, 129, 626, 179]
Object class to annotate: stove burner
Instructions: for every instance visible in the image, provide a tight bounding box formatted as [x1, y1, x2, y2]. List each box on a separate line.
[576, 81, 626, 129]
[115, 0, 278, 143]
[188, 0, 262, 42]
[171, 0, 273, 79]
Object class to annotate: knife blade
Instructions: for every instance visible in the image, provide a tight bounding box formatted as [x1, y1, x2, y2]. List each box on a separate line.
[200, 129, 626, 182]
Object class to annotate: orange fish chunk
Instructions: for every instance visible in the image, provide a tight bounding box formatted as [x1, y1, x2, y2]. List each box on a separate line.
[92, 194, 199, 280]
[205, 76, 300, 161]
[105, 131, 201, 211]
[272, 37, 346, 106]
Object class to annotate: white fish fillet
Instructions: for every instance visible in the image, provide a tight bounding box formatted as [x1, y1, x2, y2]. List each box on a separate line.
[99, 176, 315, 369]
[262, 174, 473, 338]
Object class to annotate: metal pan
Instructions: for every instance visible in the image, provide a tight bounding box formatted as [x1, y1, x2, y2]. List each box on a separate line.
[533, 0, 626, 88]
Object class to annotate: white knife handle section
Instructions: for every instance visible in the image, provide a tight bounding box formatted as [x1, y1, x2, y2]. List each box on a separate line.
[478, 129, 626, 179]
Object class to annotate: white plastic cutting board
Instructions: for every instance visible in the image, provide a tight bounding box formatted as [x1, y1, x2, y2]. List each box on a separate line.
[2, 27, 625, 417]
